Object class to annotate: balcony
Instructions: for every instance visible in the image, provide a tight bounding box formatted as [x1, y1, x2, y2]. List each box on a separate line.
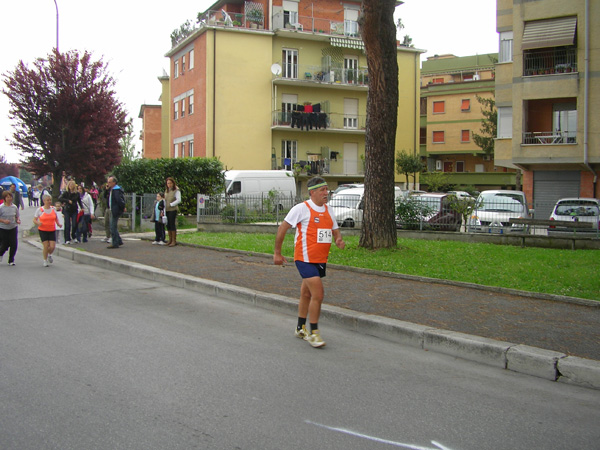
[272, 157, 364, 177]
[273, 62, 369, 88]
[522, 131, 576, 145]
[523, 47, 577, 77]
[272, 12, 359, 37]
[272, 110, 366, 133]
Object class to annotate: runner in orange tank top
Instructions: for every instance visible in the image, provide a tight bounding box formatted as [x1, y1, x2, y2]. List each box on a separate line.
[274, 177, 345, 348]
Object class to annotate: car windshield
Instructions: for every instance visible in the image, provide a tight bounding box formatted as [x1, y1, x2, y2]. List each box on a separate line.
[329, 194, 361, 208]
[479, 193, 525, 212]
[555, 202, 600, 217]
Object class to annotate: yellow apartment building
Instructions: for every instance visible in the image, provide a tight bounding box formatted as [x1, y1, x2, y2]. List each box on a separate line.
[163, 0, 421, 193]
[495, 0, 599, 218]
[420, 53, 517, 191]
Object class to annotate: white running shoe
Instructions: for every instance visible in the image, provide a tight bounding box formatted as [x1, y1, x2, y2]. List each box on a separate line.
[43, 260, 49, 267]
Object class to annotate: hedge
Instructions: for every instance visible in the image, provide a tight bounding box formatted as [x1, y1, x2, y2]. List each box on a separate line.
[112, 157, 225, 215]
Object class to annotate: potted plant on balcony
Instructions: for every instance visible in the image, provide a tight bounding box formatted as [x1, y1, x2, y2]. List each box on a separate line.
[247, 9, 263, 29]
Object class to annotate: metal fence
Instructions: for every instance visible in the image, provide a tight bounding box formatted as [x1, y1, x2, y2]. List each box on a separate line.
[197, 193, 296, 225]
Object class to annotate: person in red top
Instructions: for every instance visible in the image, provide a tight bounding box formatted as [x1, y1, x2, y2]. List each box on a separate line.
[274, 177, 345, 348]
[33, 194, 63, 267]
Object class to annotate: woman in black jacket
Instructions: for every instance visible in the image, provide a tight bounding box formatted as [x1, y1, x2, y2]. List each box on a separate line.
[58, 180, 82, 244]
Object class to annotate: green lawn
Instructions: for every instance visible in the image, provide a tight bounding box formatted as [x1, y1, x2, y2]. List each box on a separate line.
[179, 232, 600, 301]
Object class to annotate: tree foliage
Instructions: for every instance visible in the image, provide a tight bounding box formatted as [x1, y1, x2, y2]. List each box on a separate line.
[472, 95, 496, 156]
[119, 123, 139, 164]
[358, 0, 399, 250]
[395, 150, 423, 190]
[420, 171, 454, 192]
[112, 157, 225, 215]
[2, 49, 130, 197]
[0, 154, 19, 179]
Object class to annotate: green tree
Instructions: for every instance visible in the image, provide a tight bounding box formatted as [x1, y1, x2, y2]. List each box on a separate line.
[472, 95, 496, 157]
[119, 123, 139, 164]
[395, 150, 423, 190]
[358, 0, 399, 250]
[420, 171, 453, 192]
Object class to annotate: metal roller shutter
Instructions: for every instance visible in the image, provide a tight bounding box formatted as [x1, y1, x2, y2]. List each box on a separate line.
[533, 171, 580, 219]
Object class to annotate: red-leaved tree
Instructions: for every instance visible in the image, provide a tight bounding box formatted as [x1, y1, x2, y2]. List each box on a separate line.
[2, 50, 130, 197]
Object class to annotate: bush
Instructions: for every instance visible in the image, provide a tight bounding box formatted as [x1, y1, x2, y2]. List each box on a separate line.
[396, 198, 435, 230]
[112, 157, 225, 215]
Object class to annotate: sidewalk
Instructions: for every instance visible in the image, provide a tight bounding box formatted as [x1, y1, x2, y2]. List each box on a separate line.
[31, 227, 600, 389]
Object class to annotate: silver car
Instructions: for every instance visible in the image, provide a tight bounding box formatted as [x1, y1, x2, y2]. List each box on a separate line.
[548, 198, 600, 235]
[468, 190, 531, 234]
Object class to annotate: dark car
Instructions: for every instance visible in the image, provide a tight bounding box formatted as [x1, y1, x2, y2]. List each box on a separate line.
[396, 193, 462, 232]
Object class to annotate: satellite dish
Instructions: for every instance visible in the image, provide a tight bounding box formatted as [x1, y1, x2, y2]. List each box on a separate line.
[271, 63, 282, 76]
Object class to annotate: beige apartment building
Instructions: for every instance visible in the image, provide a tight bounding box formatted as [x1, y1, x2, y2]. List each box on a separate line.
[495, 0, 599, 218]
[161, 0, 421, 192]
[420, 53, 517, 191]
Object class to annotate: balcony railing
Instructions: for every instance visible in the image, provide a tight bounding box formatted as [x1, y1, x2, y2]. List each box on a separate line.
[271, 157, 364, 176]
[272, 12, 359, 37]
[272, 111, 366, 131]
[523, 47, 577, 76]
[522, 131, 576, 145]
[274, 62, 369, 86]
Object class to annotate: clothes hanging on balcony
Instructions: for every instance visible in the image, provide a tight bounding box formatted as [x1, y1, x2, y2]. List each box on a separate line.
[289, 110, 328, 131]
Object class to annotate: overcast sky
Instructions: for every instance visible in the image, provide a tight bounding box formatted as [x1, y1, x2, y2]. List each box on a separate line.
[0, 0, 498, 163]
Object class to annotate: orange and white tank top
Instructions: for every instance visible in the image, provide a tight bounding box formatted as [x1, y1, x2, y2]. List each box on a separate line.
[293, 201, 334, 263]
[37, 207, 57, 232]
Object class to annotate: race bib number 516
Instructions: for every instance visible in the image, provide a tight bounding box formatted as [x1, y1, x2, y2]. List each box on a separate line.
[317, 229, 332, 243]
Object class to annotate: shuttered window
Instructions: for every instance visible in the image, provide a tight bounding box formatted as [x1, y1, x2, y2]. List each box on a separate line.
[461, 99, 470, 111]
[433, 131, 444, 143]
[461, 130, 470, 142]
[433, 101, 445, 114]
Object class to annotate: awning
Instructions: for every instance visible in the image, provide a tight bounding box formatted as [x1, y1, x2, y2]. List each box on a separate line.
[522, 16, 577, 50]
[330, 37, 364, 50]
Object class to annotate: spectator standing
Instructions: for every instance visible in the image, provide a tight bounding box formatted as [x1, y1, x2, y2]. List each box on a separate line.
[58, 180, 82, 244]
[151, 192, 167, 245]
[54, 202, 65, 245]
[164, 177, 181, 247]
[33, 194, 63, 267]
[32, 185, 41, 206]
[0, 191, 21, 265]
[106, 176, 125, 249]
[89, 183, 99, 210]
[28, 186, 33, 206]
[100, 182, 112, 243]
[75, 185, 95, 243]
[9, 184, 25, 210]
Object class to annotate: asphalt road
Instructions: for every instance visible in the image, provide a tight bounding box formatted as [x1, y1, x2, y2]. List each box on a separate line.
[1, 239, 599, 449]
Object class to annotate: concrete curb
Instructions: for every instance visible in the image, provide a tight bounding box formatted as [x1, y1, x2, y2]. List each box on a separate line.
[30, 240, 600, 391]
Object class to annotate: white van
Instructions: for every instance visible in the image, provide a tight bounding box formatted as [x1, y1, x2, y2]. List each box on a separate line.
[224, 170, 296, 197]
[223, 170, 296, 211]
[328, 186, 404, 227]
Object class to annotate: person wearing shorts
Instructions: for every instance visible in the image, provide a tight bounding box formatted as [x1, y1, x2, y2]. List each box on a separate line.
[33, 195, 63, 267]
[274, 177, 345, 348]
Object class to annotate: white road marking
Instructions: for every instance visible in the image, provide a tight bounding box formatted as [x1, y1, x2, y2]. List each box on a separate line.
[306, 420, 455, 450]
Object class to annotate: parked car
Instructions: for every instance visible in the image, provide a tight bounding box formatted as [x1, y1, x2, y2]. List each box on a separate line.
[396, 193, 462, 231]
[468, 190, 532, 233]
[330, 183, 363, 198]
[448, 190, 473, 199]
[329, 186, 403, 228]
[548, 198, 600, 235]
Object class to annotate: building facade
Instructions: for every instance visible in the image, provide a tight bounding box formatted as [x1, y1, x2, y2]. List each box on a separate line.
[420, 53, 517, 191]
[495, 0, 599, 218]
[164, 0, 421, 192]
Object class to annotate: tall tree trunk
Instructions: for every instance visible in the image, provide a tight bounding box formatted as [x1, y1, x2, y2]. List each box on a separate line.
[358, 0, 399, 249]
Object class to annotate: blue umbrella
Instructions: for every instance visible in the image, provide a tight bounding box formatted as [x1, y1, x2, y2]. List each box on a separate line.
[0, 176, 28, 197]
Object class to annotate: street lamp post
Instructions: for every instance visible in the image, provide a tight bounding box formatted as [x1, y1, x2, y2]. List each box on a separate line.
[53, 0, 59, 52]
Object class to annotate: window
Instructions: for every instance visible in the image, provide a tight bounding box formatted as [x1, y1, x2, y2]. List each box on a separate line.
[189, 140, 194, 157]
[343, 98, 358, 129]
[344, 56, 358, 83]
[432, 101, 445, 114]
[174, 60, 179, 79]
[553, 102, 577, 142]
[344, 8, 359, 36]
[283, 0, 298, 26]
[182, 55, 186, 73]
[497, 107, 513, 138]
[461, 99, 470, 112]
[433, 77, 444, 84]
[174, 143, 179, 158]
[281, 93, 297, 124]
[189, 49, 194, 69]
[174, 101, 179, 120]
[456, 161, 465, 172]
[282, 49, 298, 79]
[282, 140, 297, 170]
[181, 141, 186, 157]
[182, 99, 186, 117]
[188, 95, 194, 114]
[461, 130, 470, 142]
[433, 131, 445, 143]
[499, 31, 513, 63]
